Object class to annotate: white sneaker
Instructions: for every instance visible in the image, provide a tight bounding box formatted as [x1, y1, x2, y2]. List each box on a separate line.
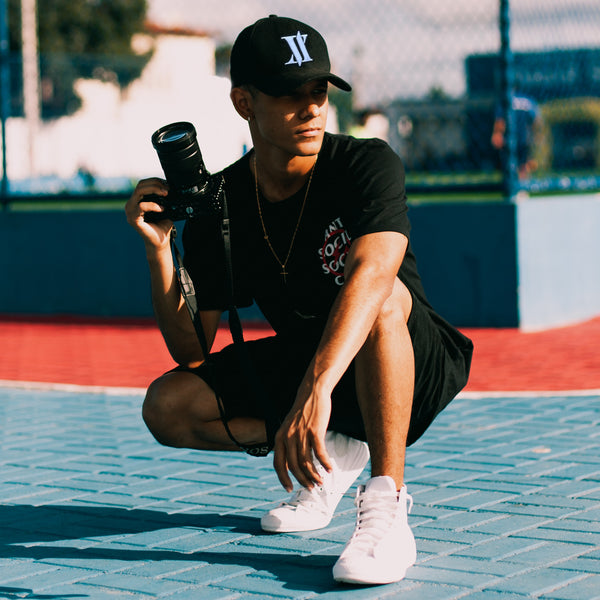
[260, 431, 370, 533]
[333, 476, 416, 585]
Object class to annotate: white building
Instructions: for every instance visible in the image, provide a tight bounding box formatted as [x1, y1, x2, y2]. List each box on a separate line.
[5, 24, 252, 190]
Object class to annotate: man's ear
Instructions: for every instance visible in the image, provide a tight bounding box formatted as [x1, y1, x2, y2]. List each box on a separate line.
[230, 87, 254, 121]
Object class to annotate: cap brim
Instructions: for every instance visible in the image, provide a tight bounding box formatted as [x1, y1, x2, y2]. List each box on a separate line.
[327, 74, 352, 92]
[256, 72, 352, 96]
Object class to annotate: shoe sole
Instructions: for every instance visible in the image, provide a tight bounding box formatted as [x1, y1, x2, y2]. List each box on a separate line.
[260, 510, 333, 533]
[333, 565, 411, 585]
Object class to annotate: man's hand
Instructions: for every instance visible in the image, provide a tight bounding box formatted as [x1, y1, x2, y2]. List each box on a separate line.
[125, 178, 173, 251]
[273, 379, 334, 492]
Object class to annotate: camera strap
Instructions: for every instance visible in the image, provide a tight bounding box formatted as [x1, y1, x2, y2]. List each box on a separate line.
[170, 176, 278, 458]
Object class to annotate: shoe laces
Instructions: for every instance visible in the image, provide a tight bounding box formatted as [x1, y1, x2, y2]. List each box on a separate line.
[280, 485, 328, 514]
[349, 489, 413, 553]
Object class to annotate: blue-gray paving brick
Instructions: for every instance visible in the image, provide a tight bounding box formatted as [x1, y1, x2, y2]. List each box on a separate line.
[436, 490, 521, 511]
[168, 585, 245, 600]
[513, 525, 600, 545]
[504, 494, 598, 511]
[154, 531, 252, 552]
[105, 527, 208, 548]
[3, 468, 79, 485]
[218, 570, 332, 598]
[466, 513, 554, 535]
[161, 562, 254, 585]
[485, 568, 588, 596]
[420, 555, 528, 578]
[541, 517, 600, 534]
[485, 500, 577, 519]
[408, 564, 500, 588]
[535, 480, 600, 498]
[409, 504, 457, 521]
[68, 492, 153, 509]
[77, 571, 188, 594]
[507, 461, 585, 478]
[16, 582, 151, 600]
[452, 535, 546, 560]
[118, 560, 205, 579]
[412, 537, 471, 556]
[451, 478, 545, 495]
[235, 534, 338, 556]
[376, 581, 465, 600]
[449, 456, 520, 470]
[107, 479, 198, 497]
[459, 591, 541, 599]
[2, 486, 90, 505]
[0, 566, 100, 590]
[502, 540, 593, 566]
[0, 561, 60, 585]
[414, 487, 477, 507]
[556, 556, 600, 574]
[541, 574, 600, 600]
[574, 488, 600, 501]
[414, 525, 492, 546]
[413, 469, 483, 485]
[424, 510, 507, 531]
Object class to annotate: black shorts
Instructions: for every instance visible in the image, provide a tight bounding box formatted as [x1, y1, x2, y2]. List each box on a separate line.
[173, 295, 473, 448]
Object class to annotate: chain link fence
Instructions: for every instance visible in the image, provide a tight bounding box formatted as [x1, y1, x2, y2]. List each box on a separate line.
[1, 0, 599, 200]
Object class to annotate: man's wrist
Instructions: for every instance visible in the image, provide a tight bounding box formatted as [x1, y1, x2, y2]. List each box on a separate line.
[145, 243, 171, 265]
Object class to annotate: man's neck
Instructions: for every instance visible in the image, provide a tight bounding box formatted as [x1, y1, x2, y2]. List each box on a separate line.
[252, 152, 318, 203]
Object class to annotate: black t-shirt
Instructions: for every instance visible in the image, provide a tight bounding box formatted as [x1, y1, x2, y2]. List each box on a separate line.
[183, 133, 436, 340]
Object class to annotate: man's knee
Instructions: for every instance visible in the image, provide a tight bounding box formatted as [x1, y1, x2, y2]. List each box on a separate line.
[373, 278, 412, 331]
[142, 371, 209, 447]
[142, 374, 178, 446]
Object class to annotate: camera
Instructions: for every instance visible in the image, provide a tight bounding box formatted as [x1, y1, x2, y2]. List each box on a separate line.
[145, 121, 223, 222]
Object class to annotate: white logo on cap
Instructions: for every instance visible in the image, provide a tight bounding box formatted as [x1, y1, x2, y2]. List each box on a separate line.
[281, 32, 313, 67]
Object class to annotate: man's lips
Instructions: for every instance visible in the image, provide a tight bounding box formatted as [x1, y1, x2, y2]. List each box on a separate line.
[296, 126, 322, 136]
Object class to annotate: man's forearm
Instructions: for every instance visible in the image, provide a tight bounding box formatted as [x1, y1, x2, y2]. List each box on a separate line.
[146, 245, 204, 366]
[309, 265, 393, 394]
[306, 232, 407, 395]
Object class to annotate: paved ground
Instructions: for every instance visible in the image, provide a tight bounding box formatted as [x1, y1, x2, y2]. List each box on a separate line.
[1, 383, 600, 599]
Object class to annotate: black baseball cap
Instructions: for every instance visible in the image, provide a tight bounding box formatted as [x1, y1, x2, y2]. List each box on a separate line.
[230, 15, 352, 96]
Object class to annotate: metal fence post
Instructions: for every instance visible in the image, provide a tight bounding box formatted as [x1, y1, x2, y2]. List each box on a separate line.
[499, 0, 518, 200]
[0, 0, 9, 207]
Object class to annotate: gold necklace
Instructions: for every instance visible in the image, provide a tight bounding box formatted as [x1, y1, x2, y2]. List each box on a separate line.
[254, 154, 317, 283]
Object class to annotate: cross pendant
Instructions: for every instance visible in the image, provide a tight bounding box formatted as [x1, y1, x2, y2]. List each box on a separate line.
[281, 267, 288, 283]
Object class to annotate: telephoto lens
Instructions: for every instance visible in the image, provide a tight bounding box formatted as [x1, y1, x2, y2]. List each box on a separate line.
[146, 122, 222, 221]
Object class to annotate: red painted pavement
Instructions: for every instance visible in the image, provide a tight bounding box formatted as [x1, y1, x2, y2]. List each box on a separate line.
[1, 315, 599, 392]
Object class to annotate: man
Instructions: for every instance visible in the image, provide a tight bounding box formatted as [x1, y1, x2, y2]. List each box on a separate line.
[126, 15, 472, 586]
[491, 93, 541, 179]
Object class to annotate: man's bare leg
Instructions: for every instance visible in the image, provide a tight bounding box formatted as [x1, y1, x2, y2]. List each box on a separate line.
[354, 278, 414, 488]
[141, 370, 267, 451]
[332, 278, 416, 585]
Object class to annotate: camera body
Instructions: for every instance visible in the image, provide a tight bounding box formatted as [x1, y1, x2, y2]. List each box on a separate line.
[145, 121, 222, 222]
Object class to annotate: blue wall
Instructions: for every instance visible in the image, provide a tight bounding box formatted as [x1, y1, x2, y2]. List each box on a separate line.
[0, 211, 153, 317]
[4, 197, 598, 329]
[0, 203, 520, 327]
[409, 202, 518, 327]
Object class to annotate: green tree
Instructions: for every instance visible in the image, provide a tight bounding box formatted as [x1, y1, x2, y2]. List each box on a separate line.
[8, 0, 152, 119]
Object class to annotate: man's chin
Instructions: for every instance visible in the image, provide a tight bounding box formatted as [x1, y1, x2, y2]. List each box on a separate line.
[294, 136, 324, 157]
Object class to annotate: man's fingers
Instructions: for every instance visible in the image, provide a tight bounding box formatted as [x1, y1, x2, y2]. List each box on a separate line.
[284, 439, 313, 489]
[273, 438, 293, 492]
[311, 433, 333, 475]
[274, 431, 326, 491]
[137, 199, 165, 216]
[296, 436, 325, 486]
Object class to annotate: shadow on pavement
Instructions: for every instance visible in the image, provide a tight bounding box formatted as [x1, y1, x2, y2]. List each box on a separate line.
[0, 504, 345, 595]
